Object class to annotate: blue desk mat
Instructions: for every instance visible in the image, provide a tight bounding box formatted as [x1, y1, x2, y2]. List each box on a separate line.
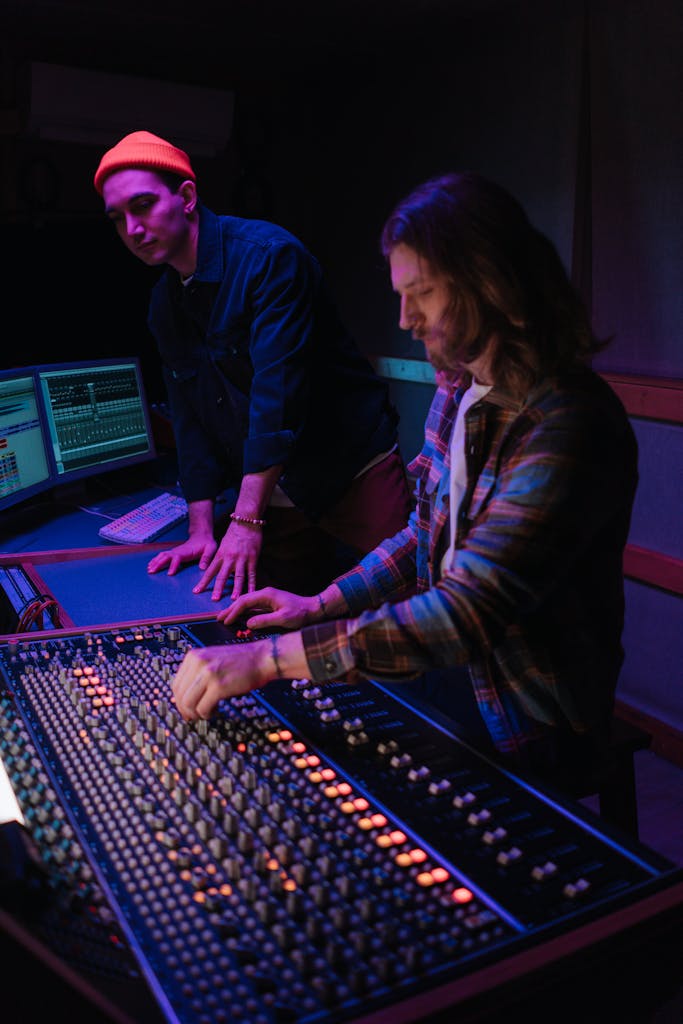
[0, 477, 237, 628]
[34, 551, 229, 627]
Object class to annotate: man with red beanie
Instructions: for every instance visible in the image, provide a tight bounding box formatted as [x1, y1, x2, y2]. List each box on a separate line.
[94, 131, 411, 601]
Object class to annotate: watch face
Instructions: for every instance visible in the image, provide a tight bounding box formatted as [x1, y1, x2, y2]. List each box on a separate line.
[19, 155, 61, 211]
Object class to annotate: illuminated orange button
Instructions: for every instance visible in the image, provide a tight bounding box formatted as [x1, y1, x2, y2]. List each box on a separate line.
[90, 676, 101, 686]
[96, 685, 107, 694]
[237, 742, 246, 752]
[353, 797, 369, 811]
[395, 852, 413, 867]
[357, 817, 374, 830]
[340, 801, 356, 814]
[376, 834, 393, 848]
[92, 698, 102, 708]
[416, 871, 435, 886]
[324, 786, 339, 798]
[266, 858, 280, 871]
[337, 782, 352, 796]
[309, 771, 323, 783]
[294, 758, 308, 769]
[370, 813, 387, 827]
[85, 686, 96, 696]
[283, 878, 296, 891]
[83, 666, 94, 675]
[219, 884, 232, 896]
[103, 696, 114, 706]
[73, 667, 83, 675]
[432, 867, 449, 883]
[280, 730, 292, 741]
[192, 891, 206, 904]
[452, 886, 473, 903]
[267, 732, 282, 743]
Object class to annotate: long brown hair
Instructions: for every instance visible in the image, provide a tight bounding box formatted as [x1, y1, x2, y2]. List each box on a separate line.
[381, 172, 607, 397]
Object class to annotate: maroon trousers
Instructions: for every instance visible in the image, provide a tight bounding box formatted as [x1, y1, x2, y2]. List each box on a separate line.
[256, 451, 413, 595]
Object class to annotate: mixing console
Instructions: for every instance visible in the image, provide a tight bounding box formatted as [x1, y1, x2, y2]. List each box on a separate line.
[1, 617, 683, 1024]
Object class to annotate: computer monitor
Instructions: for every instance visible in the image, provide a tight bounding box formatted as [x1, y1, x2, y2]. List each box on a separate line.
[37, 357, 157, 487]
[0, 369, 53, 512]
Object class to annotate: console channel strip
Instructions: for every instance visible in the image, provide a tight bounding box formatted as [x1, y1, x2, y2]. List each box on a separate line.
[1, 618, 683, 1024]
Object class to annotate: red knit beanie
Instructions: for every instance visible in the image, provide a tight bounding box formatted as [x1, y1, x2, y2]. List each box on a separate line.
[93, 130, 196, 195]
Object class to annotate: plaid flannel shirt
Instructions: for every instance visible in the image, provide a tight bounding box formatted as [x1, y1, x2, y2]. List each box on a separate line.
[302, 365, 638, 758]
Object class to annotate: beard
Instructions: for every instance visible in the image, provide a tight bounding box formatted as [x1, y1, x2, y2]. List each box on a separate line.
[421, 323, 461, 382]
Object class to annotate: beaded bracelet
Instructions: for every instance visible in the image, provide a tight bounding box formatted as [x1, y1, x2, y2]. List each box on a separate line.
[230, 512, 267, 527]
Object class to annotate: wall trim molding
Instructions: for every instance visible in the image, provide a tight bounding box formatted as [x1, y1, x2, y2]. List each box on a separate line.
[373, 357, 683, 422]
[616, 699, 683, 769]
[601, 373, 683, 423]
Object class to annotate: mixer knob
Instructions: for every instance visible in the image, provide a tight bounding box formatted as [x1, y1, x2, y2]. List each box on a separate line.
[218, 776, 235, 797]
[467, 809, 492, 826]
[330, 906, 350, 931]
[237, 831, 254, 853]
[390, 753, 413, 769]
[282, 818, 301, 840]
[208, 836, 228, 858]
[453, 791, 477, 809]
[244, 807, 262, 829]
[254, 783, 272, 805]
[482, 826, 507, 845]
[377, 740, 400, 756]
[496, 846, 523, 866]
[310, 884, 330, 909]
[298, 835, 318, 858]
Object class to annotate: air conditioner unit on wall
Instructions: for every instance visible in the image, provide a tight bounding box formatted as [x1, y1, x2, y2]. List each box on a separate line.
[26, 62, 234, 155]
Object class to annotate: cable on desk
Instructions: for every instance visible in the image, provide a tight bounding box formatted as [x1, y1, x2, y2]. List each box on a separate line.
[16, 594, 63, 632]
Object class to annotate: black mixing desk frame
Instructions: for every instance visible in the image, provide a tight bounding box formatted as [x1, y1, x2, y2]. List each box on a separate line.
[1, 614, 683, 1024]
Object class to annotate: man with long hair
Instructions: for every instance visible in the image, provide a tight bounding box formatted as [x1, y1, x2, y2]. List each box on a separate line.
[171, 172, 638, 795]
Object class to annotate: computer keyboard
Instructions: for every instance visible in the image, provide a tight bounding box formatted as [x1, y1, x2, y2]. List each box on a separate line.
[98, 492, 189, 544]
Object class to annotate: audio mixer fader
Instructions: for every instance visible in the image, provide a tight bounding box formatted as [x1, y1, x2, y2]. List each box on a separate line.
[1, 617, 682, 1023]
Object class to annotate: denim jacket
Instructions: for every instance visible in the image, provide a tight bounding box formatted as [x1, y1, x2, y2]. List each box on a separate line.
[148, 205, 399, 518]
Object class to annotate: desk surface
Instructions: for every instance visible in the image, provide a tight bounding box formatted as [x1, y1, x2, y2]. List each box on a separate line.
[0, 463, 235, 631]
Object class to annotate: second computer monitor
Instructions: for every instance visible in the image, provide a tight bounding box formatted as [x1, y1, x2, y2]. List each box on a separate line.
[38, 357, 157, 486]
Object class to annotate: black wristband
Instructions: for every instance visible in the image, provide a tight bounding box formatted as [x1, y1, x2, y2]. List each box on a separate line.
[270, 635, 284, 678]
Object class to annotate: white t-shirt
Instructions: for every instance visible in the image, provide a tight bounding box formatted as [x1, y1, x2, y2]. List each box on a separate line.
[441, 380, 492, 574]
